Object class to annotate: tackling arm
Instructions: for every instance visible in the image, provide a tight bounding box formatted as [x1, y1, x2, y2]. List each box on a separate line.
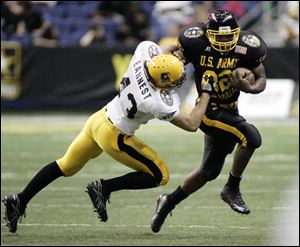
[161, 44, 188, 65]
[170, 93, 210, 132]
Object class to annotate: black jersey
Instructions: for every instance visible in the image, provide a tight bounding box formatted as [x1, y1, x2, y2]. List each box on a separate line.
[178, 22, 267, 105]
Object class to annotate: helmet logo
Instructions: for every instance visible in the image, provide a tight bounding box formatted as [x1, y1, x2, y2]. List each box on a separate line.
[184, 27, 204, 38]
[160, 89, 173, 106]
[242, 35, 261, 48]
[161, 73, 170, 81]
[219, 26, 231, 32]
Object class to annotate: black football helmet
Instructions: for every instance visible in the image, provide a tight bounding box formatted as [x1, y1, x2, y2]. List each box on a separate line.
[206, 10, 240, 52]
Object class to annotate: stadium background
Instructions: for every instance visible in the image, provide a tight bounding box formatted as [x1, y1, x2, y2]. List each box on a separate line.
[1, 1, 299, 246]
[1, 1, 299, 114]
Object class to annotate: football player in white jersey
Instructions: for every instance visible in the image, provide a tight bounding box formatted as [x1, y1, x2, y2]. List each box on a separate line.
[2, 41, 213, 233]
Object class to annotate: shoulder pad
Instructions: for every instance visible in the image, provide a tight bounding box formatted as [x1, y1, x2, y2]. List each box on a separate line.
[236, 31, 267, 66]
[178, 22, 208, 61]
[135, 41, 161, 59]
[179, 22, 207, 43]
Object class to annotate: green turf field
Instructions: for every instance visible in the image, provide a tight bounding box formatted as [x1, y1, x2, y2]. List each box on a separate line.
[1, 114, 299, 246]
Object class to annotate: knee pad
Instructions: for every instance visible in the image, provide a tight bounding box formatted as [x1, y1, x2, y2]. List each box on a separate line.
[239, 123, 262, 149]
[248, 125, 262, 148]
[200, 142, 234, 181]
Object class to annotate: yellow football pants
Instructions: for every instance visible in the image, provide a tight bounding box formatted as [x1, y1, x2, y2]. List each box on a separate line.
[56, 107, 169, 185]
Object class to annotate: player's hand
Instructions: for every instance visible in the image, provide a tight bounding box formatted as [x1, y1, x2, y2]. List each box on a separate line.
[201, 75, 214, 95]
[172, 48, 187, 65]
[231, 68, 255, 93]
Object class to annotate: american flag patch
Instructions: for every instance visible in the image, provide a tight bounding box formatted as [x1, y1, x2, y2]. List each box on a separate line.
[235, 45, 247, 54]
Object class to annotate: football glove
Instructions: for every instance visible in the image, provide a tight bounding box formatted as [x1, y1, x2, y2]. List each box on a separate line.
[201, 75, 214, 95]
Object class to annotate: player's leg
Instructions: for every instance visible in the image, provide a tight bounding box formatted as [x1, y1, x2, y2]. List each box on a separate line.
[151, 134, 234, 233]
[151, 107, 260, 232]
[198, 108, 262, 214]
[94, 116, 170, 190]
[101, 133, 169, 189]
[2, 161, 64, 233]
[221, 122, 261, 214]
[86, 113, 169, 222]
[2, 112, 103, 233]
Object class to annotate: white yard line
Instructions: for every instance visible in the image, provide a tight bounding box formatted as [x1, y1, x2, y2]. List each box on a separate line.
[1, 222, 297, 231]
[0, 223, 265, 230]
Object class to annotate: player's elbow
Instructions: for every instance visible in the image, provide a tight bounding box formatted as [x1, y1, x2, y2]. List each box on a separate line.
[186, 121, 199, 132]
[189, 125, 199, 132]
[179, 123, 198, 132]
[171, 116, 200, 132]
[250, 78, 267, 94]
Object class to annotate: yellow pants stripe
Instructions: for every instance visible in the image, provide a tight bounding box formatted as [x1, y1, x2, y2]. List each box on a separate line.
[56, 107, 169, 185]
[203, 115, 247, 147]
[117, 134, 162, 184]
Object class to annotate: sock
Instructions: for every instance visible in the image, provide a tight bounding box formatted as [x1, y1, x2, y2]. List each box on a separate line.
[18, 161, 64, 211]
[102, 172, 157, 193]
[225, 172, 242, 189]
[167, 186, 189, 207]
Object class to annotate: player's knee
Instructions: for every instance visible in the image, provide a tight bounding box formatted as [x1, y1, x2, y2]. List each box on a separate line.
[247, 126, 262, 149]
[202, 169, 222, 181]
[58, 165, 77, 177]
[248, 136, 262, 148]
[156, 160, 169, 186]
[224, 141, 236, 154]
[56, 158, 81, 177]
[200, 146, 227, 181]
[158, 170, 169, 186]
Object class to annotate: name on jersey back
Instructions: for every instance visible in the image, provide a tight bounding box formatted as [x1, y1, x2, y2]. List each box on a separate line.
[133, 61, 152, 100]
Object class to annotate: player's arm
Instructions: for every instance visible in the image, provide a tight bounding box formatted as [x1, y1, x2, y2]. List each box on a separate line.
[232, 63, 267, 94]
[237, 32, 267, 94]
[170, 78, 213, 132]
[170, 92, 210, 132]
[162, 44, 188, 65]
[250, 63, 267, 94]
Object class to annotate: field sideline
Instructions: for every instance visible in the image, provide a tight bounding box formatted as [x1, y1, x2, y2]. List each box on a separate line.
[1, 113, 299, 246]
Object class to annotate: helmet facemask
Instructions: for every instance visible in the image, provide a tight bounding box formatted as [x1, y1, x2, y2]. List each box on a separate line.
[207, 26, 240, 52]
[207, 10, 240, 53]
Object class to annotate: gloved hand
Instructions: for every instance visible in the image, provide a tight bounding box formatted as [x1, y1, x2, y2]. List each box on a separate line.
[201, 75, 214, 95]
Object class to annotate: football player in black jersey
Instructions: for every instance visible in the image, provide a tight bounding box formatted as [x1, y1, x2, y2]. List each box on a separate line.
[151, 10, 267, 233]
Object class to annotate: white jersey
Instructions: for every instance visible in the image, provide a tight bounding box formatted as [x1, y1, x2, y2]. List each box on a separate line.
[106, 41, 180, 135]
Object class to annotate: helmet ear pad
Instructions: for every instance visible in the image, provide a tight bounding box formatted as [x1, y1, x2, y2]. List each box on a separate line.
[207, 10, 240, 52]
[146, 54, 186, 89]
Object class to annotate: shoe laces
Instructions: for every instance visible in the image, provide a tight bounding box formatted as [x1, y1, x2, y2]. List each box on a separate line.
[93, 181, 110, 211]
[231, 190, 246, 206]
[158, 196, 173, 217]
[10, 196, 26, 223]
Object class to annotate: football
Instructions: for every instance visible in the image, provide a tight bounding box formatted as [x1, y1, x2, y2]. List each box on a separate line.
[232, 67, 255, 85]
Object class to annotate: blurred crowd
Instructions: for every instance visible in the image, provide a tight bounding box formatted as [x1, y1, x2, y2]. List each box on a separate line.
[1, 1, 299, 48]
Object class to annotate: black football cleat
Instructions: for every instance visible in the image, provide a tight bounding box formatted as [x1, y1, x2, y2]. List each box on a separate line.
[151, 194, 175, 233]
[86, 179, 110, 222]
[220, 185, 250, 214]
[2, 194, 26, 233]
